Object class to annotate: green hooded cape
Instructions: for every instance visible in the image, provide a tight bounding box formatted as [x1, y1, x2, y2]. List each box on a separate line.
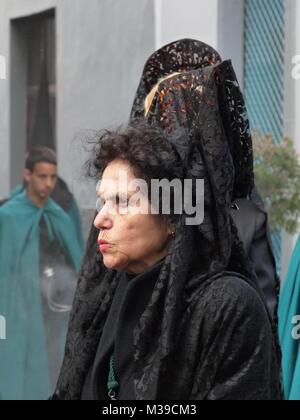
[0, 191, 83, 400]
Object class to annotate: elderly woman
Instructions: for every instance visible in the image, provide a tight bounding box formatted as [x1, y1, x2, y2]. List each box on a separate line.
[52, 119, 281, 400]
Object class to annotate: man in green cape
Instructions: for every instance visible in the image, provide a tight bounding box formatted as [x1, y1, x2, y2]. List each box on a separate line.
[0, 147, 83, 400]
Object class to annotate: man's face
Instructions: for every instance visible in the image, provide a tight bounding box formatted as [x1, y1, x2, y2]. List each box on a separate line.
[24, 162, 58, 201]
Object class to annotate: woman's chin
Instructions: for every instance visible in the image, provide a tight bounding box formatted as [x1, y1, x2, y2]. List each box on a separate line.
[102, 258, 115, 269]
[103, 255, 122, 271]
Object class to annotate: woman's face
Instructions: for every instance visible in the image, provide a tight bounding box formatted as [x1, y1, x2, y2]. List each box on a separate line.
[94, 159, 174, 274]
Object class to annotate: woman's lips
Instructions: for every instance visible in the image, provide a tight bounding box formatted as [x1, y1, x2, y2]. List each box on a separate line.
[98, 240, 111, 253]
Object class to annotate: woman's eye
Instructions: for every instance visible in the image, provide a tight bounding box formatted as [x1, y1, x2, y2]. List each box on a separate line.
[96, 198, 105, 213]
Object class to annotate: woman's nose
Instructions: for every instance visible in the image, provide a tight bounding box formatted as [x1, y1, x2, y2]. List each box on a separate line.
[94, 210, 113, 230]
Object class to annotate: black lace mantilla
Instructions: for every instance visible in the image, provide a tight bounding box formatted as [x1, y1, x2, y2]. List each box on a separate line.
[131, 39, 254, 200]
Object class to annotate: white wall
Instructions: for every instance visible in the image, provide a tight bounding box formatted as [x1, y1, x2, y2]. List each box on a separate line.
[218, 0, 245, 88]
[56, 0, 155, 208]
[156, 0, 220, 50]
[154, 0, 244, 86]
[7, 0, 56, 19]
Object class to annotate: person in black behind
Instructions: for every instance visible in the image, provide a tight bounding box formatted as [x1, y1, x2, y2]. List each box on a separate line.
[52, 121, 282, 400]
[131, 39, 278, 322]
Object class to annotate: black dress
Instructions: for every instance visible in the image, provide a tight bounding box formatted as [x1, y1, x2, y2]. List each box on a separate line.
[67, 256, 281, 400]
[81, 260, 163, 400]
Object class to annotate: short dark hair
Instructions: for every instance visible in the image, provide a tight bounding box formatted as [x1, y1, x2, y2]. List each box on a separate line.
[89, 122, 183, 181]
[88, 121, 184, 222]
[25, 147, 57, 172]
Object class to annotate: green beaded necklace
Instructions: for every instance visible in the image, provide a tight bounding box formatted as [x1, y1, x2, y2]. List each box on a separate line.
[107, 355, 119, 400]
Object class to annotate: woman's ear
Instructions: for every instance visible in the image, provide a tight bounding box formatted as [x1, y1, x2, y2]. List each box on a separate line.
[168, 224, 176, 238]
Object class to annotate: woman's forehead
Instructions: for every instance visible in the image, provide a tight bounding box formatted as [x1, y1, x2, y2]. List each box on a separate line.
[102, 159, 134, 178]
[97, 162, 140, 198]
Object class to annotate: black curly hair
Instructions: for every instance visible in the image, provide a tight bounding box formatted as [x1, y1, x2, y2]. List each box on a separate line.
[88, 122, 184, 222]
[89, 122, 182, 178]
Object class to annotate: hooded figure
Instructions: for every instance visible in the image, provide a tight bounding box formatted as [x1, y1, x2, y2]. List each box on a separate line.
[131, 39, 278, 321]
[52, 41, 282, 400]
[9, 176, 84, 251]
[0, 191, 83, 400]
[0, 147, 84, 400]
